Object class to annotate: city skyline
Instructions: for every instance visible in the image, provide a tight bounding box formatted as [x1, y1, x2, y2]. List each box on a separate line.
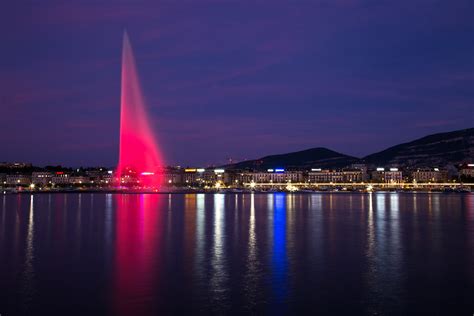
[1, 1, 473, 167]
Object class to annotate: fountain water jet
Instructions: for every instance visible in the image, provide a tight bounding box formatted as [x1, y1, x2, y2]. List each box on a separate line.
[117, 31, 164, 188]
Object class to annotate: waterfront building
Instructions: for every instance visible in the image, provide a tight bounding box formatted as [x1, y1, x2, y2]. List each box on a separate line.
[460, 164, 474, 179]
[371, 168, 403, 183]
[6, 174, 31, 186]
[182, 168, 206, 185]
[69, 176, 91, 185]
[230, 171, 254, 185]
[412, 168, 448, 183]
[182, 168, 228, 186]
[32, 172, 53, 185]
[243, 170, 303, 183]
[100, 173, 114, 184]
[163, 171, 182, 185]
[307, 169, 363, 183]
[350, 164, 369, 181]
[51, 173, 71, 185]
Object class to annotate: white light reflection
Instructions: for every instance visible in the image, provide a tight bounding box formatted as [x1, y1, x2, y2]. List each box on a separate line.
[311, 194, 322, 210]
[267, 194, 274, 243]
[195, 194, 206, 277]
[105, 194, 113, 251]
[310, 194, 323, 262]
[210, 194, 228, 310]
[21, 195, 35, 313]
[367, 193, 374, 257]
[366, 193, 403, 315]
[244, 193, 259, 307]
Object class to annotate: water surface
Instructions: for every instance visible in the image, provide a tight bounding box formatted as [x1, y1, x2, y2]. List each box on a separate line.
[0, 193, 473, 315]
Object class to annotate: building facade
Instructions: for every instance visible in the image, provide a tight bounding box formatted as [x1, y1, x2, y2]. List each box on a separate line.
[307, 170, 363, 183]
[412, 169, 448, 183]
[371, 169, 403, 183]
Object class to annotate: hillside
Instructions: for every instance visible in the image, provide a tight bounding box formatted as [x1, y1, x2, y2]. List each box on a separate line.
[225, 147, 359, 170]
[363, 128, 474, 167]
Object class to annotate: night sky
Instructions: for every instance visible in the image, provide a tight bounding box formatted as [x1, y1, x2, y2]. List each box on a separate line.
[1, 1, 473, 167]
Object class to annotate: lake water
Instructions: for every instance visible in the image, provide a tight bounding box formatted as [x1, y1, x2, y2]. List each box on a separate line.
[0, 193, 473, 315]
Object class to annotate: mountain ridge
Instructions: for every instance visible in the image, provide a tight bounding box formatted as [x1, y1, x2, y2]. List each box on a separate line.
[224, 128, 474, 170]
[362, 127, 474, 167]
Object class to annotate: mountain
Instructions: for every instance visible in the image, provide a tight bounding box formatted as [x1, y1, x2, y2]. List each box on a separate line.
[363, 128, 474, 167]
[225, 147, 359, 170]
[224, 128, 474, 170]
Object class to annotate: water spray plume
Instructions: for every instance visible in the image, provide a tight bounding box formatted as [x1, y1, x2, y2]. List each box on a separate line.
[117, 31, 164, 188]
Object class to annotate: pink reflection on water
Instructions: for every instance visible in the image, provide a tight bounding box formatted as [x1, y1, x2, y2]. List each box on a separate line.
[112, 194, 163, 315]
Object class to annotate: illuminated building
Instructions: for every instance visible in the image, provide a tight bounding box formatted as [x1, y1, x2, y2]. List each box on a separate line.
[371, 168, 403, 183]
[412, 168, 448, 183]
[307, 170, 363, 183]
[163, 172, 182, 185]
[69, 176, 91, 185]
[6, 174, 31, 186]
[234, 170, 303, 183]
[51, 172, 71, 185]
[32, 172, 53, 185]
[183, 168, 228, 185]
[460, 164, 474, 179]
[0, 173, 6, 184]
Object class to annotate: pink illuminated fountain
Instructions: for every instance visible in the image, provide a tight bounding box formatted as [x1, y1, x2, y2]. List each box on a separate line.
[117, 31, 164, 188]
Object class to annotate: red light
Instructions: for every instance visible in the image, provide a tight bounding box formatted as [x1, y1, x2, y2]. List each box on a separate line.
[56, 172, 64, 175]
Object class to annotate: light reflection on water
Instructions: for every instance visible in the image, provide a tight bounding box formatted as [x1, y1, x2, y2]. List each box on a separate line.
[0, 193, 473, 315]
[210, 193, 228, 313]
[21, 195, 35, 314]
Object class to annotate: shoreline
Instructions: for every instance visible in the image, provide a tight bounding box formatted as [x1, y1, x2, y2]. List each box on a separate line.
[1, 188, 472, 195]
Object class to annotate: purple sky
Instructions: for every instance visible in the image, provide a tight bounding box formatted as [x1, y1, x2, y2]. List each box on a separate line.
[1, 1, 473, 167]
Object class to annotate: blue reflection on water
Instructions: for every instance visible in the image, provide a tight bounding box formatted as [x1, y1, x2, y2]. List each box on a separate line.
[272, 193, 288, 307]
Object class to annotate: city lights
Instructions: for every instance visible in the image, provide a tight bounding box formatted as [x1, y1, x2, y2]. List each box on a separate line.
[141, 172, 155, 176]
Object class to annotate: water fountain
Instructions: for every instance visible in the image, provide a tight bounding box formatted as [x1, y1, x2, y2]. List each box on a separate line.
[117, 31, 164, 188]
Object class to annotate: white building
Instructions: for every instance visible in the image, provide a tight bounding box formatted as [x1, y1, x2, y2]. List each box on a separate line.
[51, 173, 71, 185]
[307, 170, 363, 183]
[237, 170, 303, 183]
[412, 168, 448, 183]
[460, 164, 474, 179]
[371, 168, 403, 183]
[32, 172, 53, 185]
[6, 174, 31, 186]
